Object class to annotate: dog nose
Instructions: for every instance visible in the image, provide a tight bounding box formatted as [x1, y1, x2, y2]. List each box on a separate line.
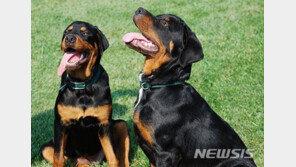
[65, 35, 76, 44]
[135, 7, 147, 15]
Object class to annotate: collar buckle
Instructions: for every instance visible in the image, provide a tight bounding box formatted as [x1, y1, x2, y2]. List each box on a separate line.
[141, 82, 150, 90]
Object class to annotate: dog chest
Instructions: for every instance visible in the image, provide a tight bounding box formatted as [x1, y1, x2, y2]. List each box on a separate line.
[133, 111, 154, 146]
[57, 104, 111, 125]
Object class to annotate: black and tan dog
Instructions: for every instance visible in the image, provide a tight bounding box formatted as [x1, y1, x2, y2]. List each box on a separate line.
[123, 8, 257, 167]
[40, 21, 130, 167]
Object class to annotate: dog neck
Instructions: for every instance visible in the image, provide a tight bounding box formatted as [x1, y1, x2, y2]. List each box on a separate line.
[67, 60, 100, 82]
[140, 62, 192, 85]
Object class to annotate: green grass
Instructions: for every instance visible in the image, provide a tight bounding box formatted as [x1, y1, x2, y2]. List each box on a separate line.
[31, 0, 263, 166]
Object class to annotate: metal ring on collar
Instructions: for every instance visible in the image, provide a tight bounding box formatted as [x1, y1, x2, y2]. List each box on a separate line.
[141, 82, 150, 90]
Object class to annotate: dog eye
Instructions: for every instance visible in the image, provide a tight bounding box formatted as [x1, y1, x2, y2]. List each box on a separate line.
[81, 31, 88, 36]
[160, 20, 169, 27]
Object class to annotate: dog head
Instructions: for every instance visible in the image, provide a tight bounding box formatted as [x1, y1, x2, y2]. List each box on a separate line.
[58, 21, 109, 79]
[123, 8, 203, 78]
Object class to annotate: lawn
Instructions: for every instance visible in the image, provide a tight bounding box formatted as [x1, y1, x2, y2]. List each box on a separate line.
[31, 0, 264, 166]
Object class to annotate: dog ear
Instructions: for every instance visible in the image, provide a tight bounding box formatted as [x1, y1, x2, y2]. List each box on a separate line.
[179, 27, 204, 68]
[95, 26, 109, 52]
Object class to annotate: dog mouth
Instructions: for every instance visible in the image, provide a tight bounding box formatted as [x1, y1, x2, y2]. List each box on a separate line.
[64, 48, 89, 67]
[57, 48, 89, 76]
[122, 32, 158, 54]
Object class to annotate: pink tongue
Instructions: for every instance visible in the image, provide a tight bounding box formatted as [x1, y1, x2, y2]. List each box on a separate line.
[57, 52, 76, 76]
[122, 32, 149, 43]
[68, 54, 80, 63]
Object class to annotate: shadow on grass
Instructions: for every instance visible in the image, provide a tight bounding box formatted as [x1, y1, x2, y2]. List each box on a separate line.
[112, 89, 138, 100]
[111, 89, 139, 162]
[31, 102, 139, 166]
[31, 109, 54, 164]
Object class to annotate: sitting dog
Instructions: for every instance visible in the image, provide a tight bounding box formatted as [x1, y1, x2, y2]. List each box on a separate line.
[122, 8, 257, 167]
[40, 21, 130, 167]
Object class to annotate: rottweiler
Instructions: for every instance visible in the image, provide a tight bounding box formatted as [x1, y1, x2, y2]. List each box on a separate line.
[40, 21, 130, 167]
[122, 8, 257, 167]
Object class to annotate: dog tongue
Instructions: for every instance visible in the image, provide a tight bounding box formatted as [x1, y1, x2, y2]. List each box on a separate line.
[57, 52, 76, 76]
[122, 32, 149, 43]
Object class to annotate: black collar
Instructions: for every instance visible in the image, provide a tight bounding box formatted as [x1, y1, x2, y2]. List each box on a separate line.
[59, 66, 101, 91]
[138, 72, 185, 90]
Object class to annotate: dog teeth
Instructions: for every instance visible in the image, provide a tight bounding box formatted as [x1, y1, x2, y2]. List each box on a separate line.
[138, 40, 155, 48]
[69, 61, 77, 65]
[80, 54, 84, 60]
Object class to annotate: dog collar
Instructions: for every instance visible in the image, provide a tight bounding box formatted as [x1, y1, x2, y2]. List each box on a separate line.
[134, 72, 185, 108]
[138, 72, 185, 89]
[59, 66, 101, 91]
[140, 81, 185, 90]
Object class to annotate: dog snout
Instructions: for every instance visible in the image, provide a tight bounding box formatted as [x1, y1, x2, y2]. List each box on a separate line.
[133, 7, 153, 24]
[65, 34, 76, 44]
[135, 7, 147, 16]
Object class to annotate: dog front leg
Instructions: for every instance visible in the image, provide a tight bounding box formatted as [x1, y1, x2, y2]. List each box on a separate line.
[53, 120, 68, 167]
[113, 120, 130, 167]
[98, 125, 119, 167]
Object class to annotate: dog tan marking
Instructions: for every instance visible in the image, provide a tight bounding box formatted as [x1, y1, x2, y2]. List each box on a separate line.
[84, 42, 98, 77]
[68, 25, 73, 31]
[150, 163, 155, 167]
[77, 165, 89, 167]
[113, 122, 130, 167]
[80, 27, 86, 31]
[99, 134, 119, 167]
[42, 146, 54, 163]
[42, 145, 68, 164]
[133, 112, 153, 145]
[135, 15, 170, 75]
[165, 17, 170, 22]
[61, 38, 67, 51]
[61, 36, 99, 80]
[57, 104, 111, 124]
[169, 40, 174, 53]
[53, 132, 68, 167]
[74, 157, 91, 167]
[72, 152, 105, 166]
[143, 51, 170, 75]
